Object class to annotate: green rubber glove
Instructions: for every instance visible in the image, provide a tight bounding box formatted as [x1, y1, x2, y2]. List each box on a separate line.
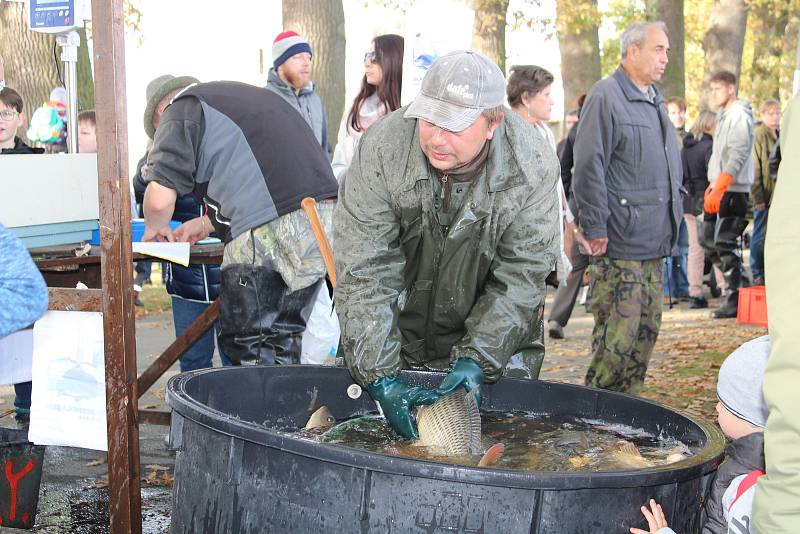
[435, 357, 484, 408]
[367, 376, 441, 439]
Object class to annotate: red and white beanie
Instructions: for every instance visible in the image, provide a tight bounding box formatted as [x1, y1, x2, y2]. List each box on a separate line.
[272, 31, 312, 70]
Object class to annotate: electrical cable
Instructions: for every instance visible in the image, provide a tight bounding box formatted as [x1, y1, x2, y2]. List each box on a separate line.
[52, 40, 64, 89]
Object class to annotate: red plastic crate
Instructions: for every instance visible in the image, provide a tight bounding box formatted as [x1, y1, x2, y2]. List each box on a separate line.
[737, 286, 768, 327]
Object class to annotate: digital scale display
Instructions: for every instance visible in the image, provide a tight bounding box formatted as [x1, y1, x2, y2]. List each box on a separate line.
[29, 0, 74, 30]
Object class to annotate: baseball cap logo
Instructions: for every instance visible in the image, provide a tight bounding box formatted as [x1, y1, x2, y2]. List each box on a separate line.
[446, 82, 474, 102]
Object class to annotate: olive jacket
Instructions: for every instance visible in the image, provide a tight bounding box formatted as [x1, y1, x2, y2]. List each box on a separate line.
[750, 123, 778, 207]
[333, 107, 561, 387]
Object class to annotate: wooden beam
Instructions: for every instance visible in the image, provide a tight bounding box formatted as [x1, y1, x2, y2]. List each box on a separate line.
[137, 299, 219, 398]
[48, 287, 103, 312]
[91, 0, 142, 531]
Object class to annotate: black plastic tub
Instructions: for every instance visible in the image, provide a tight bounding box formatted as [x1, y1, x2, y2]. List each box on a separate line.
[0, 428, 45, 529]
[166, 366, 725, 534]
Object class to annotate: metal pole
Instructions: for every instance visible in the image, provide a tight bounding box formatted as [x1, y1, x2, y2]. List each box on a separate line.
[90, 0, 142, 531]
[56, 31, 80, 154]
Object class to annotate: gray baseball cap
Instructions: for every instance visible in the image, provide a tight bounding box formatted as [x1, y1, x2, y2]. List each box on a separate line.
[404, 50, 505, 132]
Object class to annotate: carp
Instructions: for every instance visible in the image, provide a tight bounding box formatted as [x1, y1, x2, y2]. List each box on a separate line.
[304, 388, 504, 467]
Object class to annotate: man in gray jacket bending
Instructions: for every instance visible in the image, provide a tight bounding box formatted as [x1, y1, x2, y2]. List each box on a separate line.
[573, 21, 682, 394]
[702, 71, 755, 319]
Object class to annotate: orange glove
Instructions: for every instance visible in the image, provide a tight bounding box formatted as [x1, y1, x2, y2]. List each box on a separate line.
[703, 173, 734, 214]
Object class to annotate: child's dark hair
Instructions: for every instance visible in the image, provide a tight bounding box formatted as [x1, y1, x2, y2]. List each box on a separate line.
[0, 87, 24, 113]
[78, 109, 96, 127]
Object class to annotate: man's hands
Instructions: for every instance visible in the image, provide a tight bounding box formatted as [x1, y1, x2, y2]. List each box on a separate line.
[367, 376, 440, 439]
[435, 357, 484, 409]
[173, 215, 212, 244]
[564, 220, 593, 261]
[586, 237, 608, 256]
[141, 223, 175, 243]
[704, 173, 734, 214]
[754, 202, 766, 212]
[630, 499, 670, 534]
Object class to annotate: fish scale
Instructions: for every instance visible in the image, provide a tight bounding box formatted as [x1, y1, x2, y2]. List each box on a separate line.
[415, 388, 482, 456]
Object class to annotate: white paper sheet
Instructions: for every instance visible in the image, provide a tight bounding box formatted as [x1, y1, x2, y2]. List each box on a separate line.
[132, 241, 190, 266]
[28, 311, 108, 451]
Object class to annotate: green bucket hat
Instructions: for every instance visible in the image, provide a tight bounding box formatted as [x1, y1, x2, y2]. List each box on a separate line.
[143, 74, 199, 139]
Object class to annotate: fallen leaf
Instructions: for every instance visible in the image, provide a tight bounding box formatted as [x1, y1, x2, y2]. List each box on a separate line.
[85, 454, 108, 467]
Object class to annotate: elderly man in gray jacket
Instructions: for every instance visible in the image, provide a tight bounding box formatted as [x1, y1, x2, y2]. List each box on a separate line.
[572, 21, 682, 394]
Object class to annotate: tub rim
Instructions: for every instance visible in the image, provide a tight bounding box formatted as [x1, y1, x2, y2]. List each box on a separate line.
[166, 366, 726, 491]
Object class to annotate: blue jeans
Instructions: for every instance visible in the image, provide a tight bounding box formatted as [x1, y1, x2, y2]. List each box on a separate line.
[663, 218, 690, 297]
[749, 208, 768, 283]
[172, 296, 231, 372]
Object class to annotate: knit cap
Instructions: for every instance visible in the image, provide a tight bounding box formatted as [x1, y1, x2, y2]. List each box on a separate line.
[717, 335, 771, 428]
[272, 31, 312, 70]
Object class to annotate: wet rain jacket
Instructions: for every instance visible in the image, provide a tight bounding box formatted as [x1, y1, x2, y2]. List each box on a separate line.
[333, 108, 560, 387]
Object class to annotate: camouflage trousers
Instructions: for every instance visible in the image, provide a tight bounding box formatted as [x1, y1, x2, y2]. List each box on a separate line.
[584, 257, 663, 394]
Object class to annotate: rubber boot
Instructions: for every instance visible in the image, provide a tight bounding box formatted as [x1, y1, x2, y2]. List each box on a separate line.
[710, 214, 748, 319]
[711, 290, 739, 318]
[218, 264, 321, 364]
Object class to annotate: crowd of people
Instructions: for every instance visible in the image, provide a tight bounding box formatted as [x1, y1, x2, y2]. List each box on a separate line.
[1, 18, 796, 532]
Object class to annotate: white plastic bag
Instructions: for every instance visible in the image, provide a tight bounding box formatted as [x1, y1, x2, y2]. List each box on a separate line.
[0, 329, 33, 385]
[28, 311, 107, 451]
[301, 286, 339, 365]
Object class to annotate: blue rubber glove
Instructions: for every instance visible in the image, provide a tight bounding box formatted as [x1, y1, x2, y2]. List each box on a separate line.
[367, 376, 441, 439]
[435, 357, 484, 408]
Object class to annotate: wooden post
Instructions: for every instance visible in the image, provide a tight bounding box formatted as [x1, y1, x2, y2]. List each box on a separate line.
[90, 0, 142, 532]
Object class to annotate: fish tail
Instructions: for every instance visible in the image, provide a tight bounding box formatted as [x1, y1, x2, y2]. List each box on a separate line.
[477, 443, 504, 467]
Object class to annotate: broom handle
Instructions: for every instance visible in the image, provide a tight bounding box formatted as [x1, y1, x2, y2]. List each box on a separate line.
[301, 197, 337, 289]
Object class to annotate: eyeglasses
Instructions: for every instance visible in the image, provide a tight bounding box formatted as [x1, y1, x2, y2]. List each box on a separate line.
[364, 51, 378, 63]
[0, 110, 19, 121]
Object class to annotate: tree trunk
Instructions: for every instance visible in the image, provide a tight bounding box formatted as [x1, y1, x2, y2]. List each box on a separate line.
[0, 2, 94, 143]
[748, 1, 789, 105]
[556, 0, 601, 118]
[701, 0, 748, 109]
[647, 0, 685, 100]
[781, 13, 800, 104]
[77, 27, 96, 111]
[469, 0, 510, 73]
[282, 0, 345, 155]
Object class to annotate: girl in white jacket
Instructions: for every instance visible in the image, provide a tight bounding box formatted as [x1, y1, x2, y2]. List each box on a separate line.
[331, 34, 404, 181]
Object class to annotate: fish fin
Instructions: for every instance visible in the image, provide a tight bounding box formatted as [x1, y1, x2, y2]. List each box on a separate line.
[616, 440, 643, 457]
[477, 443, 504, 467]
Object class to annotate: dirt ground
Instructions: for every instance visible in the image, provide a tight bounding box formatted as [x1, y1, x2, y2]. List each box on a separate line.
[0, 283, 767, 532]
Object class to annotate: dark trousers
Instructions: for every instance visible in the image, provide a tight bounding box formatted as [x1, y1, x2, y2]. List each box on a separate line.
[548, 246, 590, 327]
[701, 192, 749, 307]
[218, 264, 321, 365]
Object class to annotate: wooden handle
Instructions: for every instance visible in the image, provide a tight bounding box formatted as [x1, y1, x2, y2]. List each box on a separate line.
[301, 197, 336, 289]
